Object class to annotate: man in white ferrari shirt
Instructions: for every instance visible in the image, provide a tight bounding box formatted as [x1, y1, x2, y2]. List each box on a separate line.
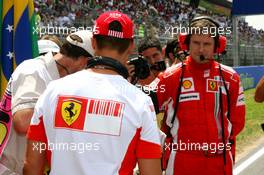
[0, 30, 94, 175]
[24, 11, 162, 175]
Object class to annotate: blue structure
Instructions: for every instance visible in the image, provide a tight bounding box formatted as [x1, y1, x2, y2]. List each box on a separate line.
[234, 66, 264, 90]
[232, 0, 264, 15]
[232, 0, 264, 90]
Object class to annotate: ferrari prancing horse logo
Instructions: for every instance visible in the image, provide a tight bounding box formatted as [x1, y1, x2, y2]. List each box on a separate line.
[209, 81, 217, 90]
[207, 79, 230, 93]
[62, 100, 82, 126]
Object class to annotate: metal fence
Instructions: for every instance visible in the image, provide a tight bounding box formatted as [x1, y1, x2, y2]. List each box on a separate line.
[221, 44, 264, 66]
[134, 35, 264, 67]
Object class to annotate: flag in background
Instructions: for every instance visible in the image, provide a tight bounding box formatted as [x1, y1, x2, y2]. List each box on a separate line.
[0, 0, 39, 97]
[0, 0, 38, 157]
[0, 0, 2, 58]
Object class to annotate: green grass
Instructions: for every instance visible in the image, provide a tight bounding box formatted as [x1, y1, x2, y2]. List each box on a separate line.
[236, 88, 264, 154]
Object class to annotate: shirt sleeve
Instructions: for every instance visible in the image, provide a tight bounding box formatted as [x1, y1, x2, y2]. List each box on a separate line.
[136, 97, 162, 159]
[26, 91, 48, 143]
[11, 71, 47, 115]
[27, 116, 47, 143]
[229, 73, 245, 137]
[150, 65, 181, 112]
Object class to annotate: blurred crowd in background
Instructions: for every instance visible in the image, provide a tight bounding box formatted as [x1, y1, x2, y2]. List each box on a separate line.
[34, 0, 264, 46]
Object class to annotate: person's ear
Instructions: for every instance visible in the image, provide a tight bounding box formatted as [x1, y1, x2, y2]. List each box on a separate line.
[128, 40, 135, 54]
[168, 52, 174, 60]
[77, 56, 89, 69]
[91, 37, 97, 50]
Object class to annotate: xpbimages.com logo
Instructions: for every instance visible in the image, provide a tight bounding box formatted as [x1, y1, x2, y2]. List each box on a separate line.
[33, 25, 100, 37]
[32, 141, 100, 154]
[164, 24, 232, 37]
[164, 140, 232, 153]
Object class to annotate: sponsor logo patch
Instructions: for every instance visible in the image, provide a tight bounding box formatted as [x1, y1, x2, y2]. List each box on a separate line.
[55, 97, 125, 136]
[0, 123, 7, 146]
[179, 93, 200, 102]
[62, 101, 82, 126]
[84, 98, 125, 136]
[236, 94, 245, 106]
[208, 80, 218, 92]
[87, 99, 124, 117]
[239, 82, 244, 95]
[206, 79, 230, 93]
[204, 69, 210, 78]
[183, 80, 192, 89]
[55, 96, 87, 130]
[181, 78, 195, 92]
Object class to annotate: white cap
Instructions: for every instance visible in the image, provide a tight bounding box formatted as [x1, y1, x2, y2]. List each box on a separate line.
[38, 40, 60, 55]
[66, 30, 94, 57]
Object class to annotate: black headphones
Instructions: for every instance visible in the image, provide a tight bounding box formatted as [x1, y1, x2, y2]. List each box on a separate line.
[191, 16, 220, 28]
[86, 56, 129, 79]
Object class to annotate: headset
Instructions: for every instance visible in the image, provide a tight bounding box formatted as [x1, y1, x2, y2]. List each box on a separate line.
[178, 16, 227, 55]
[179, 33, 227, 54]
[86, 56, 129, 79]
[165, 39, 188, 62]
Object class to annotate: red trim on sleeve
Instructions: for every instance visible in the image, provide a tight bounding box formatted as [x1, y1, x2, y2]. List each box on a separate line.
[27, 116, 51, 166]
[118, 128, 141, 175]
[27, 116, 47, 143]
[136, 139, 162, 159]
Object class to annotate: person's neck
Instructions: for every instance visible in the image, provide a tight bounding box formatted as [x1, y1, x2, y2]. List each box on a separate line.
[95, 50, 126, 65]
[188, 56, 214, 70]
[90, 50, 127, 76]
[54, 53, 72, 77]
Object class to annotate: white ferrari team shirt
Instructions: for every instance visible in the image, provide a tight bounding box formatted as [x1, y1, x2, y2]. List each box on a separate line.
[27, 70, 162, 175]
[11, 52, 60, 114]
[0, 52, 59, 174]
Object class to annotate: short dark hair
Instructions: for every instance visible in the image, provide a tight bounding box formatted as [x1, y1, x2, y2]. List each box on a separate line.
[60, 42, 92, 60]
[138, 37, 162, 53]
[94, 21, 132, 54]
[165, 39, 179, 58]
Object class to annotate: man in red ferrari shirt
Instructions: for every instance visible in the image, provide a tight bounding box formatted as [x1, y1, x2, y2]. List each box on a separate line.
[150, 16, 245, 175]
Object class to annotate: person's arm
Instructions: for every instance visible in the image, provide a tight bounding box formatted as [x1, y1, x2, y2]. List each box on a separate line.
[230, 74, 246, 137]
[138, 159, 162, 175]
[255, 76, 264, 103]
[24, 116, 48, 175]
[13, 109, 33, 135]
[11, 72, 46, 135]
[137, 71, 157, 86]
[23, 140, 46, 175]
[227, 74, 246, 162]
[24, 89, 49, 175]
[136, 98, 162, 174]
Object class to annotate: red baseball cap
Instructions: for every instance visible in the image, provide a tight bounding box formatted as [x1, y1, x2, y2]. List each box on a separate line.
[93, 11, 134, 39]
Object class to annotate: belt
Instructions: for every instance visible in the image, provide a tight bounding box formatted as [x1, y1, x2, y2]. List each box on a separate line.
[203, 150, 224, 157]
[175, 149, 224, 158]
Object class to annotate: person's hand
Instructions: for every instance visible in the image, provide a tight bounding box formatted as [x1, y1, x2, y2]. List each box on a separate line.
[126, 62, 135, 83]
[137, 71, 156, 86]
